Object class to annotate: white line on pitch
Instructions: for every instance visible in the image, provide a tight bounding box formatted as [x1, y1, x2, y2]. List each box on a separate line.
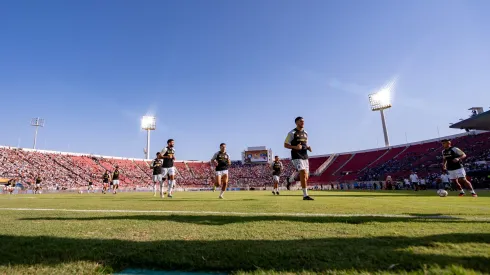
[0, 207, 488, 220]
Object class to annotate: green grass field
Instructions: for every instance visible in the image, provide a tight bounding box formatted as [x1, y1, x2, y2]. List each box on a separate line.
[0, 190, 489, 274]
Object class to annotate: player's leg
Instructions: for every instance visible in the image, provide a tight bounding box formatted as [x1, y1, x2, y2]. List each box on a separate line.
[273, 176, 279, 195]
[297, 160, 312, 200]
[168, 168, 176, 197]
[215, 172, 222, 198]
[219, 172, 228, 199]
[152, 175, 158, 196]
[458, 168, 476, 197]
[448, 170, 465, 196]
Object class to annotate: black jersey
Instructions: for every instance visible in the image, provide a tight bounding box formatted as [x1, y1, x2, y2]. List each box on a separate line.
[112, 170, 120, 180]
[35, 177, 42, 184]
[152, 158, 163, 175]
[161, 146, 175, 168]
[442, 146, 464, 171]
[103, 173, 109, 183]
[212, 151, 230, 171]
[285, 128, 309, 160]
[6, 179, 14, 187]
[88, 181, 93, 186]
[272, 161, 283, 176]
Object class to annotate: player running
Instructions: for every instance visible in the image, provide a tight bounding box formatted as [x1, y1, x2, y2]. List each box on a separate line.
[34, 175, 42, 194]
[112, 166, 120, 194]
[271, 156, 283, 195]
[441, 139, 477, 197]
[284, 117, 313, 200]
[159, 139, 176, 198]
[5, 178, 15, 195]
[211, 143, 231, 199]
[151, 152, 164, 197]
[88, 180, 94, 193]
[102, 170, 110, 194]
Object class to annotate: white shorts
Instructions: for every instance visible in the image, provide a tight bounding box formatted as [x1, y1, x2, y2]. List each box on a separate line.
[113, 180, 120, 185]
[153, 174, 163, 182]
[273, 175, 280, 182]
[216, 170, 229, 177]
[448, 168, 466, 180]
[292, 159, 309, 172]
[162, 167, 176, 177]
[36, 184, 41, 188]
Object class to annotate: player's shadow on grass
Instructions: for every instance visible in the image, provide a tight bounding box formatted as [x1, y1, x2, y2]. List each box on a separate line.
[0, 233, 488, 273]
[20, 214, 487, 225]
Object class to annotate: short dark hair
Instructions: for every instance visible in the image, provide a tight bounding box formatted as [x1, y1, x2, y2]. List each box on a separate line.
[156, 152, 161, 155]
[441, 139, 451, 143]
[220, 143, 226, 147]
[167, 139, 174, 144]
[275, 155, 279, 158]
[295, 116, 303, 123]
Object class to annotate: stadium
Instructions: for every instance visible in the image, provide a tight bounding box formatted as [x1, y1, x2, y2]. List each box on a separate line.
[1, 108, 490, 274]
[2, 1, 490, 274]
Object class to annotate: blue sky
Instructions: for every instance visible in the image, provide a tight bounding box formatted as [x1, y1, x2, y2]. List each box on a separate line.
[1, 0, 489, 160]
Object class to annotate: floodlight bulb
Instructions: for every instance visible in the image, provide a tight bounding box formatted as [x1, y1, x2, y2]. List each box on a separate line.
[141, 116, 156, 130]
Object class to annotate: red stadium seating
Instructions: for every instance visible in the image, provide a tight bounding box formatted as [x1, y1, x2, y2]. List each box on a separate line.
[1, 131, 489, 189]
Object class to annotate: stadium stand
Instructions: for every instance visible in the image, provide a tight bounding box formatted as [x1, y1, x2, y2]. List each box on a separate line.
[1, 131, 489, 190]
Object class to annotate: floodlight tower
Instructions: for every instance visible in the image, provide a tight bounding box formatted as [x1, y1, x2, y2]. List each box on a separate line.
[141, 116, 156, 160]
[368, 88, 392, 147]
[31, 117, 45, 150]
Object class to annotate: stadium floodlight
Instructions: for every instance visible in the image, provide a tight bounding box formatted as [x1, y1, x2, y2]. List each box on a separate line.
[369, 79, 395, 147]
[30, 118, 45, 150]
[141, 116, 156, 160]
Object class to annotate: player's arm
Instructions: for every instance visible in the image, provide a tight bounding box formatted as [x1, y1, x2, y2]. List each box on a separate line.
[158, 148, 169, 159]
[306, 143, 312, 152]
[452, 147, 466, 162]
[210, 152, 218, 166]
[284, 132, 302, 150]
[227, 154, 231, 165]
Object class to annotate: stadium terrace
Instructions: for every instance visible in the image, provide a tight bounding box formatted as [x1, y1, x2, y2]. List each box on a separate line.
[1, 131, 489, 192]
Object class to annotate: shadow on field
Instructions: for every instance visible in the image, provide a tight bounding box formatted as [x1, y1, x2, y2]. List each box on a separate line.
[19, 214, 488, 225]
[0, 233, 488, 273]
[279, 193, 431, 197]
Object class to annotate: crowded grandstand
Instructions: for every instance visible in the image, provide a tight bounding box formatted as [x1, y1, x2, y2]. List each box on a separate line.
[1, 130, 489, 193]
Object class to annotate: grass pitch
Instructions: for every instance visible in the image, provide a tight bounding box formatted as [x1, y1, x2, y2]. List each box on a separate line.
[0, 190, 488, 274]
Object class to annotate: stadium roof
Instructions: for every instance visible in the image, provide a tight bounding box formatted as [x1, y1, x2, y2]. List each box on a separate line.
[450, 110, 490, 131]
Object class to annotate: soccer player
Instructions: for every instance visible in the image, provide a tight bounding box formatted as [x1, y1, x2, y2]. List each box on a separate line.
[409, 172, 419, 191]
[6, 178, 15, 195]
[441, 139, 477, 197]
[271, 156, 283, 195]
[102, 170, 110, 194]
[34, 175, 42, 194]
[159, 139, 176, 198]
[151, 152, 164, 197]
[211, 143, 231, 199]
[112, 166, 120, 194]
[284, 117, 313, 200]
[385, 175, 393, 190]
[88, 180, 94, 193]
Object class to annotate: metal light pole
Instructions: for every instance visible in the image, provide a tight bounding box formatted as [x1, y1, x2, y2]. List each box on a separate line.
[30, 118, 45, 150]
[141, 116, 156, 160]
[369, 88, 393, 147]
[379, 109, 390, 146]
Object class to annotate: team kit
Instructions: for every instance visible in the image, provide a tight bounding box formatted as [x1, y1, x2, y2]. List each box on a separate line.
[86, 117, 478, 199]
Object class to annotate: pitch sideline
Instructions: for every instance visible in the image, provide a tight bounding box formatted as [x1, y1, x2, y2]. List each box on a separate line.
[0, 207, 488, 221]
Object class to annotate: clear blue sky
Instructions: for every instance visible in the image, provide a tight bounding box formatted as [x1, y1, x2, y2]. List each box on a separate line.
[1, 0, 490, 160]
